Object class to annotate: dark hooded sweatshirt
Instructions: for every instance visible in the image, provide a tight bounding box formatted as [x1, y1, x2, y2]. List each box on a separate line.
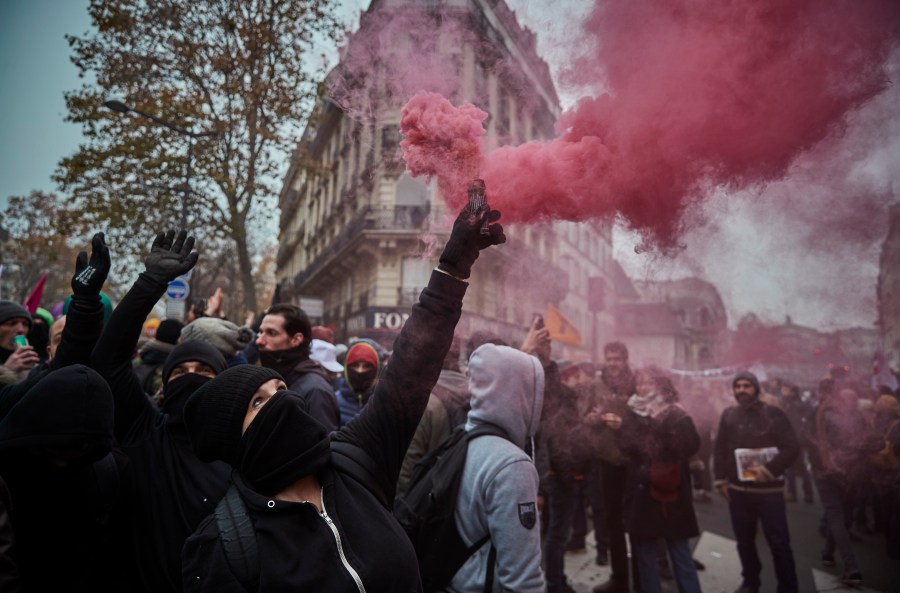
[0, 365, 129, 593]
[182, 270, 467, 593]
[91, 273, 231, 593]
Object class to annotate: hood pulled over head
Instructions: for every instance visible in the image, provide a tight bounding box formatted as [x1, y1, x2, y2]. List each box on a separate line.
[0, 365, 114, 461]
[466, 344, 544, 450]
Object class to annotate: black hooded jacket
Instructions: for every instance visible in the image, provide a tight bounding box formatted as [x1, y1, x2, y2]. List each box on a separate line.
[91, 273, 231, 593]
[0, 365, 130, 593]
[182, 270, 468, 593]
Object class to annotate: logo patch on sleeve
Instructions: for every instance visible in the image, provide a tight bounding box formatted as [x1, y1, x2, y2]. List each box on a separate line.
[518, 502, 536, 529]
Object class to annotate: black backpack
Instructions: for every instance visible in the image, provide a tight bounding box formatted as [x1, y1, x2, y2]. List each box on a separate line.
[393, 423, 509, 593]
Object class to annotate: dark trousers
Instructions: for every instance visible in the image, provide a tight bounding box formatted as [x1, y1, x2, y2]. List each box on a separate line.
[816, 476, 860, 574]
[728, 489, 798, 593]
[545, 474, 581, 593]
[602, 462, 633, 584]
[570, 461, 609, 552]
[784, 450, 813, 499]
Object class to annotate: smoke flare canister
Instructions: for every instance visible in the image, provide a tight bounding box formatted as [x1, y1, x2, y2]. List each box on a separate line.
[467, 179, 490, 235]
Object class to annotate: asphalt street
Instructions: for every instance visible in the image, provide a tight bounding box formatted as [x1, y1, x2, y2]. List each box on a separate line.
[563, 492, 900, 593]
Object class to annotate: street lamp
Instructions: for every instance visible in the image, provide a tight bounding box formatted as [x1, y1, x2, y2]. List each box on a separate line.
[103, 100, 217, 228]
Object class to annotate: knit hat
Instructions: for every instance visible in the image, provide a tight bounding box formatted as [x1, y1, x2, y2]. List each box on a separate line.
[346, 339, 381, 369]
[183, 365, 284, 464]
[161, 341, 228, 385]
[34, 307, 54, 328]
[309, 339, 343, 373]
[557, 360, 582, 381]
[181, 317, 254, 357]
[733, 371, 761, 395]
[0, 300, 32, 330]
[874, 394, 900, 417]
[62, 293, 114, 325]
[311, 326, 335, 343]
[156, 319, 184, 345]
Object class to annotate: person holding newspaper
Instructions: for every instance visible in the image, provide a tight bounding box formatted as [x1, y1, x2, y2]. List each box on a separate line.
[713, 371, 800, 593]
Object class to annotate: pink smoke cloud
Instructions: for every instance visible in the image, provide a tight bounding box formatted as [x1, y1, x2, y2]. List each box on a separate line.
[401, 0, 900, 249]
[400, 92, 487, 209]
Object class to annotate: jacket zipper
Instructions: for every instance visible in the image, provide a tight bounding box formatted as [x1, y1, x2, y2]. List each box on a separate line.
[319, 487, 367, 593]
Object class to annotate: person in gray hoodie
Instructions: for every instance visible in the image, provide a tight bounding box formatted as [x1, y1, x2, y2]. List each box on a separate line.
[448, 343, 546, 593]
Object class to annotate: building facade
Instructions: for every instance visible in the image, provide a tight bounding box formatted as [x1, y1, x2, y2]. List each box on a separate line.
[614, 276, 729, 371]
[275, 0, 616, 360]
[878, 202, 900, 371]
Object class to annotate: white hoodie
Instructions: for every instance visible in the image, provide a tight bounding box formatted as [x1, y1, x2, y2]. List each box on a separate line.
[448, 344, 546, 593]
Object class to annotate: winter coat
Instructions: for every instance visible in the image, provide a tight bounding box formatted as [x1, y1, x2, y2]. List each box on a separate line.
[806, 402, 873, 482]
[284, 359, 341, 431]
[618, 405, 700, 539]
[336, 377, 376, 427]
[397, 368, 469, 495]
[538, 363, 594, 482]
[448, 344, 546, 593]
[182, 269, 468, 593]
[91, 273, 231, 593]
[713, 400, 799, 493]
[0, 364, 130, 593]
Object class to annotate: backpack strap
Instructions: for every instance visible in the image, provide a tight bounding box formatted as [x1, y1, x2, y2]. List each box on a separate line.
[330, 440, 392, 508]
[214, 484, 259, 593]
[483, 545, 497, 593]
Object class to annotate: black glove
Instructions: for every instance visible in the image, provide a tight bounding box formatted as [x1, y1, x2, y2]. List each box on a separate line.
[143, 229, 199, 285]
[71, 232, 111, 305]
[438, 206, 506, 279]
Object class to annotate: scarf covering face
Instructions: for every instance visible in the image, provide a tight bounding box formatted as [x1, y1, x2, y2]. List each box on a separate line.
[627, 392, 668, 418]
[259, 347, 307, 379]
[162, 373, 213, 423]
[236, 391, 331, 496]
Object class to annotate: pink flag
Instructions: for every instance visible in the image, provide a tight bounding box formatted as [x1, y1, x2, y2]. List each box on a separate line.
[24, 274, 47, 314]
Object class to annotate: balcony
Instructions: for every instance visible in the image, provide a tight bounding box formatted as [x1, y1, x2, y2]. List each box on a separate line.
[290, 204, 433, 291]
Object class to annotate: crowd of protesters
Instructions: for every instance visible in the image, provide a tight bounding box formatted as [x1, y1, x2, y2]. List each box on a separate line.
[1, 211, 900, 593]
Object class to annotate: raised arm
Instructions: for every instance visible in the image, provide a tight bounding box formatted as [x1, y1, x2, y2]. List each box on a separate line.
[0, 234, 109, 419]
[91, 230, 199, 442]
[335, 205, 505, 494]
[52, 232, 110, 369]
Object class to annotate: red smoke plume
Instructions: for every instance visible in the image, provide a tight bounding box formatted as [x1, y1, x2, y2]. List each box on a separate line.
[401, 0, 900, 249]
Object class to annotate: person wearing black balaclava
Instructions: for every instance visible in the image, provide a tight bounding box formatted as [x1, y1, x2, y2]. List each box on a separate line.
[0, 233, 128, 592]
[91, 230, 230, 593]
[181, 203, 506, 592]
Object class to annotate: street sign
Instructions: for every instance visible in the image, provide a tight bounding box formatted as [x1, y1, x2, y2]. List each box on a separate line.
[165, 300, 186, 321]
[166, 278, 190, 300]
[299, 297, 324, 318]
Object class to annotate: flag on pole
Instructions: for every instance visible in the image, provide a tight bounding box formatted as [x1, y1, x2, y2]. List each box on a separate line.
[871, 342, 898, 391]
[24, 274, 47, 314]
[545, 303, 582, 346]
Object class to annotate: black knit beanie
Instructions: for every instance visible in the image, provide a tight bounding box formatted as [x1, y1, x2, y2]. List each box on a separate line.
[162, 341, 228, 385]
[156, 319, 184, 345]
[733, 371, 761, 395]
[0, 300, 32, 330]
[183, 364, 284, 464]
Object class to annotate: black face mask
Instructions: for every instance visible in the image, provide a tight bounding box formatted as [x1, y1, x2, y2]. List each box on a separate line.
[259, 348, 306, 378]
[237, 391, 331, 496]
[162, 373, 213, 422]
[347, 368, 377, 394]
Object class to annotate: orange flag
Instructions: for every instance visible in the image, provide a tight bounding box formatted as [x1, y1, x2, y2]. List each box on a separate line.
[545, 303, 582, 346]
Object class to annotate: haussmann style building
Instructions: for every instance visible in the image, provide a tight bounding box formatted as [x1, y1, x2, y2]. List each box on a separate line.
[274, 0, 618, 361]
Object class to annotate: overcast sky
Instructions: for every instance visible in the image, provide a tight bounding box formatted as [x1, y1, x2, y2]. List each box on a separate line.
[1, 0, 896, 332]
